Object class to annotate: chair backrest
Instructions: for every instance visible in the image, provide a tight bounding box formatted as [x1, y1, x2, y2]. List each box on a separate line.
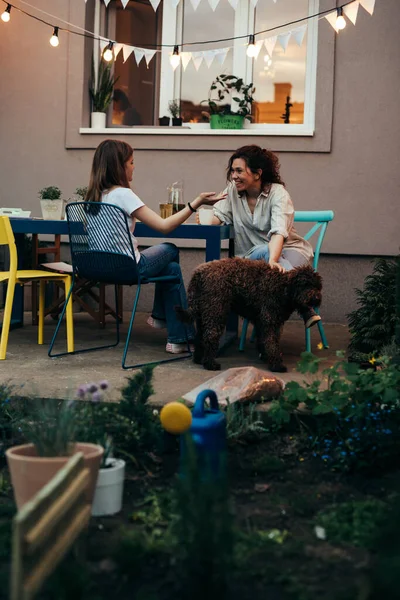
[0, 216, 18, 275]
[10, 452, 91, 600]
[294, 210, 334, 271]
[66, 202, 140, 285]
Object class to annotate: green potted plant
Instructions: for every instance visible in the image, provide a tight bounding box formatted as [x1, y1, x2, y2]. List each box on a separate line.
[89, 58, 118, 129]
[203, 74, 255, 130]
[38, 185, 64, 220]
[169, 99, 182, 126]
[6, 398, 103, 509]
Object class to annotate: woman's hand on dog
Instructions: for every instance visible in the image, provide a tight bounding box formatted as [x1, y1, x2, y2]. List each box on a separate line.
[268, 259, 285, 273]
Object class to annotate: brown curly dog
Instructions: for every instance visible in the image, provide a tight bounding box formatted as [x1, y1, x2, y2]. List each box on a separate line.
[175, 258, 322, 372]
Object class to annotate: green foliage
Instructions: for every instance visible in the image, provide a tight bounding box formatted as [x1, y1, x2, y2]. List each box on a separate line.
[38, 186, 62, 200]
[0, 385, 16, 458]
[74, 187, 88, 200]
[20, 399, 76, 457]
[316, 498, 387, 548]
[348, 257, 397, 356]
[168, 99, 180, 118]
[367, 499, 400, 599]
[89, 58, 118, 113]
[268, 351, 400, 472]
[204, 74, 255, 120]
[226, 401, 269, 443]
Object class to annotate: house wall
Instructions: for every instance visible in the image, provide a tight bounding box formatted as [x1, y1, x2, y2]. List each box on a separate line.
[0, 0, 399, 324]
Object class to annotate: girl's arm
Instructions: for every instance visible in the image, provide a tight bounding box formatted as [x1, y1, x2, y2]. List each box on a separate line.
[268, 234, 285, 272]
[133, 191, 226, 234]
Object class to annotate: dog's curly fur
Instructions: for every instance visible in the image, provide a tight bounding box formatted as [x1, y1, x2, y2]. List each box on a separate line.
[176, 258, 322, 372]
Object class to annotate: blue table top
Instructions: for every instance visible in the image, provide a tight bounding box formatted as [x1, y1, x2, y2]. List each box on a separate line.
[10, 218, 233, 241]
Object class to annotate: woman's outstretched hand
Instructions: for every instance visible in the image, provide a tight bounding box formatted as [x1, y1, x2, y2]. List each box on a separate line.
[193, 191, 227, 207]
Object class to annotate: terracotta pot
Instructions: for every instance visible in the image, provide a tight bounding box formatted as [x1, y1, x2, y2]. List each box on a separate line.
[6, 443, 104, 510]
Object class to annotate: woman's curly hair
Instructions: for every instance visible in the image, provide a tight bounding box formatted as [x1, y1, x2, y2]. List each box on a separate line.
[226, 145, 285, 189]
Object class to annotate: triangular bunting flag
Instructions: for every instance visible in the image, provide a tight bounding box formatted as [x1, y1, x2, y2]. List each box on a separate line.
[114, 43, 123, 58]
[149, 0, 161, 11]
[170, 0, 180, 7]
[121, 0, 130, 7]
[208, 0, 220, 10]
[264, 36, 277, 56]
[103, 0, 111, 7]
[359, 0, 375, 15]
[344, 1, 360, 24]
[324, 11, 339, 33]
[191, 51, 204, 71]
[278, 31, 291, 52]
[122, 45, 135, 63]
[292, 24, 307, 46]
[133, 47, 145, 65]
[250, 0, 259, 6]
[189, 0, 202, 9]
[228, 0, 239, 9]
[214, 47, 229, 66]
[203, 50, 215, 68]
[144, 49, 157, 67]
[181, 52, 192, 70]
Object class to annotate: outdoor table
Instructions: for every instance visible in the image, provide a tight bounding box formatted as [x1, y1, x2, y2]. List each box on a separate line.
[4, 219, 236, 344]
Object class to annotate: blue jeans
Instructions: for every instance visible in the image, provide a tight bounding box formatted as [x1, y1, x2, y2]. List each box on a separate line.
[246, 245, 309, 271]
[138, 243, 194, 343]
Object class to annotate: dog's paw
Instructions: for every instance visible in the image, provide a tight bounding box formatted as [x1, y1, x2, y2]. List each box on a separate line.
[268, 364, 288, 373]
[203, 361, 221, 371]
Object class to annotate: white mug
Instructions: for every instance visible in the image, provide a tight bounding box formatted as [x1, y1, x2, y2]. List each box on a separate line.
[198, 208, 214, 225]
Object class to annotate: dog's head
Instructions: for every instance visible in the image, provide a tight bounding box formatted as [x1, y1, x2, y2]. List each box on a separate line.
[287, 266, 322, 311]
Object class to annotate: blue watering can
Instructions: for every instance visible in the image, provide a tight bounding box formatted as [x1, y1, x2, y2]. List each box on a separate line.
[181, 389, 226, 478]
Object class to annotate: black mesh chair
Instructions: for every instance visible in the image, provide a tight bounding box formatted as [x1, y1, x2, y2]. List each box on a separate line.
[48, 202, 192, 369]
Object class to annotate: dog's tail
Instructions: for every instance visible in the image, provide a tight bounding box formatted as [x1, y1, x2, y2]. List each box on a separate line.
[175, 306, 195, 324]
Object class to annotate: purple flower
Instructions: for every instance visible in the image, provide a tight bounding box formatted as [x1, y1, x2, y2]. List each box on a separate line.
[91, 391, 102, 403]
[99, 380, 109, 391]
[88, 383, 98, 394]
[76, 385, 88, 399]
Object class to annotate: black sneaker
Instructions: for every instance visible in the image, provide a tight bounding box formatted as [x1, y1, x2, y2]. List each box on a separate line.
[302, 308, 321, 329]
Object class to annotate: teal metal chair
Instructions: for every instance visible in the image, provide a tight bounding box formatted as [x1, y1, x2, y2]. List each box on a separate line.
[239, 210, 334, 354]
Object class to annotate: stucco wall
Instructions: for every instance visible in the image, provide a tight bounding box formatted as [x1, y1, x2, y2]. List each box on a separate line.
[0, 0, 399, 325]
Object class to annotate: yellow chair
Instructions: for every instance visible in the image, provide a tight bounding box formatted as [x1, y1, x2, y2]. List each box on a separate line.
[0, 216, 74, 360]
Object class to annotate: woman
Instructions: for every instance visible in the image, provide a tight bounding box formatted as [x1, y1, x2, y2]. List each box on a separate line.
[85, 139, 225, 353]
[207, 145, 320, 328]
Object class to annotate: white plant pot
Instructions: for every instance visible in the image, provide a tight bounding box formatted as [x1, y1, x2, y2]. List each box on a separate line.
[40, 199, 64, 220]
[91, 111, 107, 129]
[91, 458, 125, 517]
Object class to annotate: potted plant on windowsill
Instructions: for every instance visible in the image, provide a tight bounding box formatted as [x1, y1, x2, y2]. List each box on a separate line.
[6, 398, 103, 509]
[169, 99, 183, 126]
[89, 58, 118, 129]
[203, 74, 255, 130]
[38, 186, 64, 220]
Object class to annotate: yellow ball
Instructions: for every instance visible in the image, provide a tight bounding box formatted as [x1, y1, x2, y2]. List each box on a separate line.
[160, 402, 192, 435]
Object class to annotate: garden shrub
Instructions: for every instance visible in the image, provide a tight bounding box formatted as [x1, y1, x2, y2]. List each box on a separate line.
[347, 257, 398, 358]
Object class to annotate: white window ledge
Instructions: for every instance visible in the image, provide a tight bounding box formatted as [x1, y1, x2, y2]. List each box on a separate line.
[79, 125, 314, 137]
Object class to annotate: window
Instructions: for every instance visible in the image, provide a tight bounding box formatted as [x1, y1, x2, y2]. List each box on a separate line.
[95, 0, 319, 134]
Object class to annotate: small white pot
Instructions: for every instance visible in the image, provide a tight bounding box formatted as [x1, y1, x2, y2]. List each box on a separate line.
[91, 458, 125, 517]
[40, 199, 64, 220]
[91, 111, 107, 129]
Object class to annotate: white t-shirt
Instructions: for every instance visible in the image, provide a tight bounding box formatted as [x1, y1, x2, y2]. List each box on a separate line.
[101, 187, 144, 263]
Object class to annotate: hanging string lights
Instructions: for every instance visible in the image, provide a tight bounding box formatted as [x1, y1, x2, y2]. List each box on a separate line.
[0, 0, 377, 67]
[1, 3, 11, 22]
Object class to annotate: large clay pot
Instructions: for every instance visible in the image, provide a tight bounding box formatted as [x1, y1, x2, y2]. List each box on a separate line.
[6, 443, 104, 509]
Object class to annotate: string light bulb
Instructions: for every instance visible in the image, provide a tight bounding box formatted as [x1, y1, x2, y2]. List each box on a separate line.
[1, 4, 11, 22]
[336, 7, 346, 31]
[103, 41, 114, 62]
[170, 45, 180, 70]
[50, 27, 59, 47]
[246, 34, 258, 58]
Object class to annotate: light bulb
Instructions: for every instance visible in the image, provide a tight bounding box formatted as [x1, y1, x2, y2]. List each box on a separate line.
[1, 4, 11, 22]
[170, 45, 180, 70]
[103, 42, 114, 62]
[336, 8, 346, 31]
[50, 27, 59, 47]
[246, 34, 257, 58]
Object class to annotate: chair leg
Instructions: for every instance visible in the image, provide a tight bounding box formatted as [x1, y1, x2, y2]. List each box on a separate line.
[38, 280, 45, 345]
[305, 327, 311, 353]
[64, 276, 75, 353]
[122, 282, 192, 370]
[0, 279, 16, 360]
[48, 278, 119, 358]
[239, 318, 249, 351]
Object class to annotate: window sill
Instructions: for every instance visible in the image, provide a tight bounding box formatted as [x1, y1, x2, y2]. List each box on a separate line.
[79, 125, 314, 137]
